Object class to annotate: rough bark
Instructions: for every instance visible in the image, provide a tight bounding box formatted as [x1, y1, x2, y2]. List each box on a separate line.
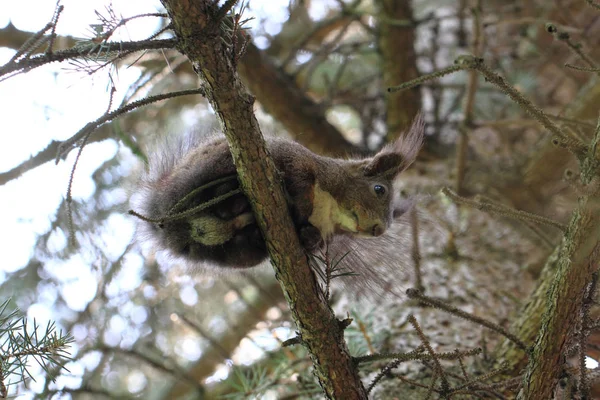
[494, 247, 560, 373]
[375, 0, 421, 139]
[517, 197, 600, 399]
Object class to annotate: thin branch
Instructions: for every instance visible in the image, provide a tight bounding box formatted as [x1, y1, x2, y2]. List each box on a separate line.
[0, 38, 177, 79]
[565, 63, 600, 72]
[410, 207, 424, 292]
[387, 64, 464, 93]
[452, 362, 508, 392]
[454, 55, 580, 146]
[546, 23, 598, 72]
[392, 55, 587, 154]
[406, 289, 528, 351]
[128, 187, 242, 224]
[456, 348, 469, 381]
[366, 346, 425, 393]
[65, 86, 117, 246]
[408, 315, 450, 393]
[56, 88, 205, 163]
[355, 347, 482, 365]
[8, 23, 55, 64]
[396, 373, 440, 394]
[45, 4, 65, 55]
[98, 346, 203, 391]
[442, 187, 567, 231]
[356, 318, 376, 355]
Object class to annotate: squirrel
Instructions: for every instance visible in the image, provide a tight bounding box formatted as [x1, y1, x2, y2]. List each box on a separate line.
[130, 115, 424, 272]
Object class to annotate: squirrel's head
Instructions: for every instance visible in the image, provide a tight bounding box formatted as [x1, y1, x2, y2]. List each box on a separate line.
[329, 115, 424, 238]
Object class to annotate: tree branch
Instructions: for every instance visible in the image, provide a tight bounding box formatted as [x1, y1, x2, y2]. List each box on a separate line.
[1, 21, 361, 158]
[238, 42, 362, 156]
[0, 38, 176, 79]
[159, 1, 368, 398]
[0, 88, 203, 186]
[517, 198, 600, 399]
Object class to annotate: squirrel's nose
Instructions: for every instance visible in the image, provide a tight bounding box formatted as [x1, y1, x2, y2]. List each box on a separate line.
[372, 224, 385, 236]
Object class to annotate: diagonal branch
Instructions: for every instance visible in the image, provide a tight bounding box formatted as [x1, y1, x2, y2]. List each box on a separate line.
[238, 42, 362, 156]
[159, 1, 368, 398]
[0, 88, 203, 186]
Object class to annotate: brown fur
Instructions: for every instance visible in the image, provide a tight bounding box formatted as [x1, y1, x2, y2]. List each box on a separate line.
[132, 116, 424, 269]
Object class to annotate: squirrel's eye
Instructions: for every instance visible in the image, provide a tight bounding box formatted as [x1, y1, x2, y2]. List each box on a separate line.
[373, 184, 386, 196]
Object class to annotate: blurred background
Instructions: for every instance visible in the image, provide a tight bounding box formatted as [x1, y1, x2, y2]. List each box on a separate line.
[1, 0, 599, 398]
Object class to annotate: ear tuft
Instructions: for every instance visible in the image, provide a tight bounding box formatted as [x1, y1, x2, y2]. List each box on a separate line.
[391, 113, 425, 169]
[364, 114, 425, 178]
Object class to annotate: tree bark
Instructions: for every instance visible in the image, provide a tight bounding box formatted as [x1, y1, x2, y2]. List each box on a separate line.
[375, 0, 421, 139]
[516, 196, 600, 399]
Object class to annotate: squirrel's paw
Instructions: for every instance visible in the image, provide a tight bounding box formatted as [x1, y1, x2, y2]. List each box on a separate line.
[299, 224, 323, 250]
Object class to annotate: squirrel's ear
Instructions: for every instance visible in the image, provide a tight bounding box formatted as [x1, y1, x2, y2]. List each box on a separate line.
[363, 152, 404, 178]
[364, 114, 425, 178]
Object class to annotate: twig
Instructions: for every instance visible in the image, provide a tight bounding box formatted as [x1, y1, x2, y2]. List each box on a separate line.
[387, 64, 464, 93]
[280, 14, 357, 70]
[410, 207, 424, 291]
[366, 346, 425, 393]
[390, 55, 585, 158]
[63, 87, 205, 244]
[396, 373, 440, 394]
[66, 85, 117, 246]
[565, 63, 600, 72]
[0, 38, 177, 79]
[8, 23, 54, 64]
[546, 23, 598, 72]
[45, 3, 64, 55]
[299, 20, 353, 92]
[128, 188, 242, 224]
[407, 289, 528, 350]
[581, 116, 600, 185]
[452, 362, 508, 392]
[56, 88, 205, 162]
[324, 247, 332, 300]
[98, 346, 202, 390]
[453, 55, 573, 144]
[456, 348, 469, 381]
[356, 318, 376, 355]
[214, 0, 239, 24]
[442, 187, 567, 231]
[167, 175, 237, 215]
[355, 347, 482, 365]
[424, 369, 439, 400]
[408, 315, 451, 393]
